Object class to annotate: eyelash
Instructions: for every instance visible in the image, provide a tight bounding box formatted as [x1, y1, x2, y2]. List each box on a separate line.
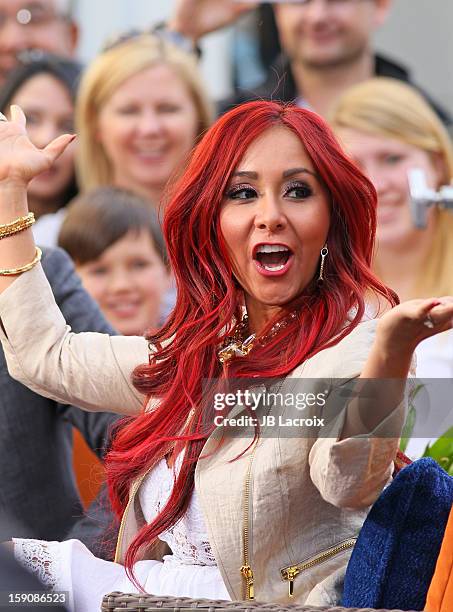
[285, 180, 314, 199]
[226, 181, 314, 200]
[226, 183, 256, 200]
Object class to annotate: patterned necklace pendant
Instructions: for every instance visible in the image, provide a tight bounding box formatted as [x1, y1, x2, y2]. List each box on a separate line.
[218, 333, 256, 364]
[218, 310, 297, 365]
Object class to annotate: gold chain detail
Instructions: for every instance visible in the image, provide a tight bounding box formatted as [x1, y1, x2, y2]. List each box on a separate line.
[0, 212, 35, 240]
[219, 311, 297, 364]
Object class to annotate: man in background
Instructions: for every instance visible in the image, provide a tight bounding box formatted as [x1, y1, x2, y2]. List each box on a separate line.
[168, 0, 451, 125]
[0, 0, 78, 84]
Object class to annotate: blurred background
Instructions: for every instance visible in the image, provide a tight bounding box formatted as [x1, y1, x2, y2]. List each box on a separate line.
[75, 0, 453, 108]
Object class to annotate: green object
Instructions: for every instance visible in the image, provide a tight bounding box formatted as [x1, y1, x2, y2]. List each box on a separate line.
[422, 426, 453, 475]
[400, 405, 416, 454]
[400, 384, 425, 454]
[401, 383, 453, 473]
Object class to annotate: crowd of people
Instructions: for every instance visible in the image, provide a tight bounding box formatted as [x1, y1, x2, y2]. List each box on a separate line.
[0, 1, 451, 611]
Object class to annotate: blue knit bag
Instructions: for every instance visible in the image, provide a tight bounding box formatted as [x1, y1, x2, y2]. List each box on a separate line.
[342, 458, 453, 610]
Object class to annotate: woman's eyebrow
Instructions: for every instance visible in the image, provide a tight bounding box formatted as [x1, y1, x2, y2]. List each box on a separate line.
[282, 167, 318, 179]
[231, 171, 258, 179]
[231, 168, 319, 180]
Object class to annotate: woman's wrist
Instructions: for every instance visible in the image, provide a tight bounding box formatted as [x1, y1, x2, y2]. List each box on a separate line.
[367, 334, 414, 378]
[0, 175, 29, 190]
[0, 181, 29, 221]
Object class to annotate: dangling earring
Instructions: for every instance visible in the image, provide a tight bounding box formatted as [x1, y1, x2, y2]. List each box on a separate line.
[318, 244, 328, 282]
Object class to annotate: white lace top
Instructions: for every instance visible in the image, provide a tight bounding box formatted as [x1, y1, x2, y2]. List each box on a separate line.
[139, 455, 216, 566]
[13, 457, 230, 611]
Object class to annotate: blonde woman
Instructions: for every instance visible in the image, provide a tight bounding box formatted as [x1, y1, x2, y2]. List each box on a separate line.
[330, 77, 453, 455]
[76, 34, 214, 206]
[330, 77, 453, 303]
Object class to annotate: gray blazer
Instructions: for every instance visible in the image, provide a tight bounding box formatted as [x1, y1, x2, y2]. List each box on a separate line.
[0, 247, 119, 552]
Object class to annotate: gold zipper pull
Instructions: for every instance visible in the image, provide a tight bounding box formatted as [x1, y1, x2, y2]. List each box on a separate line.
[282, 566, 300, 597]
[240, 564, 255, 599]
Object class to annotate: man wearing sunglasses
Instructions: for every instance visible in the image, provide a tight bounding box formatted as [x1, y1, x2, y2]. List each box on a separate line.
[168, 0, 451, 126]
[0, 0, 78, 84]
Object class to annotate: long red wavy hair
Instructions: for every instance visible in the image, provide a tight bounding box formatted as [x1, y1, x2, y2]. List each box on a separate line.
[105, 101, 396, 586]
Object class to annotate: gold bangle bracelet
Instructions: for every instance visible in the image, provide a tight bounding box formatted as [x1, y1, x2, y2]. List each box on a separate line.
[0, 212, 35, 230]
[0, 217, 35, 240]
[0, 213, 35, 240]
[0, 246, 42, 276]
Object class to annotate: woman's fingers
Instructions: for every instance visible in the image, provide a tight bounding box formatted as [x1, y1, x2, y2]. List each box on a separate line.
[428, 298, 453, 327]
[43, 133, 76, 165]
[404, 297, 453, 325]
[380, 297, 453, 352]
[412, 297, 453, 336]
[412, 298, 441, 319]
[0, 104, 75, 185]
[437, 296, 453, 305]
[9, 104, 26, 129]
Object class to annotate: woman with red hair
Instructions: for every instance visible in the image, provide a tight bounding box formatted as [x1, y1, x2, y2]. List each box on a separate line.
[0, 101, 452, 610]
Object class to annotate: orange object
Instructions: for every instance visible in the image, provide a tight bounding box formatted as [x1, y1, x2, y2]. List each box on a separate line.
[425, 503, 453, 612]
[72, 428, 105, 508]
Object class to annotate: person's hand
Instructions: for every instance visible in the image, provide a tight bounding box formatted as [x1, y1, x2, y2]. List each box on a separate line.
[350, 297, 453, 437]
[377, 297, 453, 358]
[168, 0, 258, 42]
[0, 105, 75, 190]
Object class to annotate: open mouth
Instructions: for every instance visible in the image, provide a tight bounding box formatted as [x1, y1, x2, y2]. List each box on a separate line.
[253, 244, 293, 273]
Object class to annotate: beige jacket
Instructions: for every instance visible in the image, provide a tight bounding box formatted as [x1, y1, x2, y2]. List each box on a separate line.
[0, 266, 401, 607]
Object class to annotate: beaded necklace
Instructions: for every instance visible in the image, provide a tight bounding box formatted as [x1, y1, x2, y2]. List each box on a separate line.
[218, 311, 297, 364]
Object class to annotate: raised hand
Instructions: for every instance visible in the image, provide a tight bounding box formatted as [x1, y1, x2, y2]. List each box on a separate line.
[342, 297, 453, 439]
[358, 297, 453, 381]
[169, 0, 257, 42]
[0, 105, 75, 188]
[377, 297, 453, 356]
